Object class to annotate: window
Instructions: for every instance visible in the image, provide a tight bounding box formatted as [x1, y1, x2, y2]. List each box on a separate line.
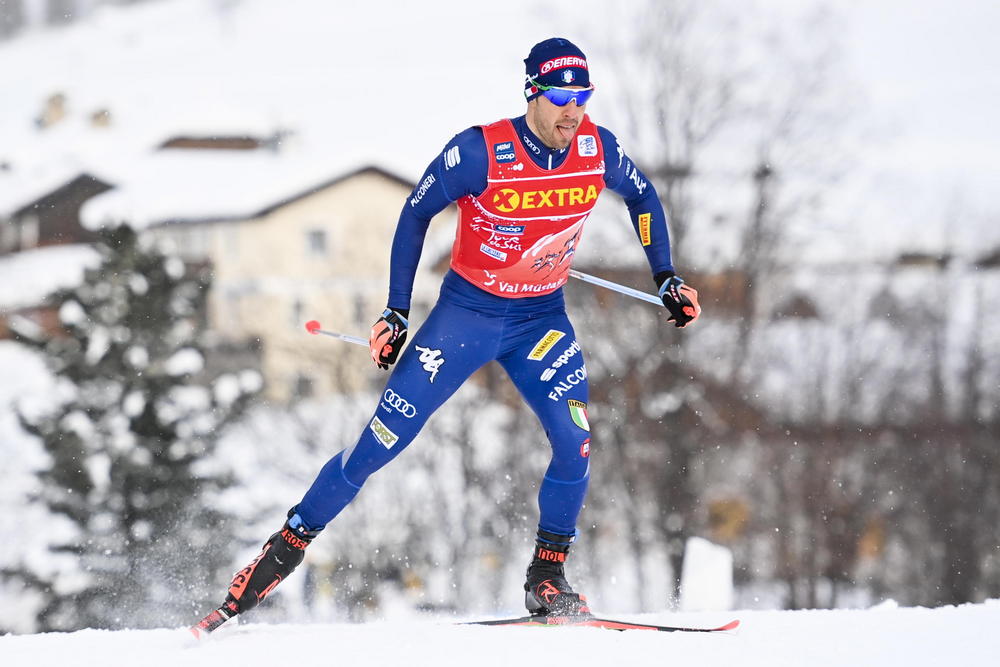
[224, 224, 239, 259]
[19, 214, 39, 249]
[306, 229, 327, 257]
[0, 219, 16, 252]
[292, 374, 314, 400]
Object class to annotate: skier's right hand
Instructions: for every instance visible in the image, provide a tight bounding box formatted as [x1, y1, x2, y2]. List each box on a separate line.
[369, 307, 409, 370]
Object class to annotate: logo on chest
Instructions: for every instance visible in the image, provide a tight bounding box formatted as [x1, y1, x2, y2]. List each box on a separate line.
[577, 134, 597, 157]
[493, 141, 516, 163]
[490, 185, 599, 213]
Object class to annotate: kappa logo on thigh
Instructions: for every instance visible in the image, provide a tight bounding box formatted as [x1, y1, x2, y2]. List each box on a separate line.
[414, 345, 445, 383]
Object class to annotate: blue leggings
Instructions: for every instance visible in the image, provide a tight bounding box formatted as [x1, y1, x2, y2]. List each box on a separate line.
[295, 275, 591, 537]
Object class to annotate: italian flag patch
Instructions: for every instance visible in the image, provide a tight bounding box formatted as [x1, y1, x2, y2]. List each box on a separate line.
[568, 399, 590, 431]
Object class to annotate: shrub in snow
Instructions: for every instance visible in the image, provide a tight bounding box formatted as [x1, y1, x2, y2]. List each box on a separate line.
[10, 225, 259, 632]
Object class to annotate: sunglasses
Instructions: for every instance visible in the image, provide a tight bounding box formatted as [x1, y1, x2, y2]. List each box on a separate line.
[526, 79, 595, 107]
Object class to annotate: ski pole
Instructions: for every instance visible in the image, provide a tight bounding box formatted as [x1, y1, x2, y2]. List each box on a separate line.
[568, 269, 662, 306]
[305, 272, 659, 346]
[304, 320, 367, 347]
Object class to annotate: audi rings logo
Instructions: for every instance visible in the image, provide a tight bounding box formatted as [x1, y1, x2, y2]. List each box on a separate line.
[382, 389, 417, 418]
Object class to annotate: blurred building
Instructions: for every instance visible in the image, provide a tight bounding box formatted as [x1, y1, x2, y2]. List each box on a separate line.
[1, 144, 453, 402]
[131, 164, 452, 403]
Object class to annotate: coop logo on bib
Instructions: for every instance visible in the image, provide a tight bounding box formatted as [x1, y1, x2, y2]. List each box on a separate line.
[493, 141, 516, 163]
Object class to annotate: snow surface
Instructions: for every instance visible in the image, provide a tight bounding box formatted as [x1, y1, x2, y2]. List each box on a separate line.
[1, 602, 999, 667]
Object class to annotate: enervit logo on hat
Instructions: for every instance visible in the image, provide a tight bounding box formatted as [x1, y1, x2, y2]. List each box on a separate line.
[539, 56, 588, 74]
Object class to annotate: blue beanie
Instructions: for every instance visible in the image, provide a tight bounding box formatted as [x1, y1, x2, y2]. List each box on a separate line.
[524, 38, 590, 101]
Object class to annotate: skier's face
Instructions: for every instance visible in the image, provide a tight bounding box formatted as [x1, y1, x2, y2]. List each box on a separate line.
[526, 92, 587, 150]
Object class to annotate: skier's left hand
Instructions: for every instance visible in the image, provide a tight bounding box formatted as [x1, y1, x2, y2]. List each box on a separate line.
[656, 272, 701, 328]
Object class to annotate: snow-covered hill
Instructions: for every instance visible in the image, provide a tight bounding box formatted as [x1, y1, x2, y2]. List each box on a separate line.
[2, 602, 998, 667]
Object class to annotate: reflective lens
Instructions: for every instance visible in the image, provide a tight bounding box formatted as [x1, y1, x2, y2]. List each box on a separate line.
[540, 86, 595, 107]
[527, 79, 595, 107]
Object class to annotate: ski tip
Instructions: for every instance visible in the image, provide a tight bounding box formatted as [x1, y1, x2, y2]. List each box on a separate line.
[716, 619, 741, 631]
[305, 320, 321, 334]
[189, 605, 236, 639]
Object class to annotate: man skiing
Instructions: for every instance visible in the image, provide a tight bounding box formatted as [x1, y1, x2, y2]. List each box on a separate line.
[193, 37, 700, 635]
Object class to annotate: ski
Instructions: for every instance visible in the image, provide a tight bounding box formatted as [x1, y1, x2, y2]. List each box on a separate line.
[463, 614, 740, 633]
[189, 602, 238, 639]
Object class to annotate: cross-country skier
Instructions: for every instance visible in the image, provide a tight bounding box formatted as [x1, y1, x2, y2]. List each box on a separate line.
[193, 37, 700, 635]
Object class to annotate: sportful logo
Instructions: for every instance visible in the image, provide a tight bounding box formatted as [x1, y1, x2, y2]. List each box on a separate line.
[528, 330, 565, 361]
[491, 185, 599, 213]
[444, 145, 461, 170]
[414, 345, 445, 382]
[539, 56, 588, 74]
[381, 388, 417, 418]
[370, 416, 399, 449]
[577, 135, 597, 157]
[494, 141, 516, 163]
[539, 339, 581, 380]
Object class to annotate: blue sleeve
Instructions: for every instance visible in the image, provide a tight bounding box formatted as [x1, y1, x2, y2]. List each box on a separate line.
[387, 127, 488, 310]
[598, 126, 674, 278]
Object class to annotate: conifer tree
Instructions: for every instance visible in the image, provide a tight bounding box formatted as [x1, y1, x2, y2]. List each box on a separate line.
[12, 225, 259, 630]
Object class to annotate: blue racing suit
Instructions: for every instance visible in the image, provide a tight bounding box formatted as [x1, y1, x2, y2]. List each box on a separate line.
[295, 115, 674, 539]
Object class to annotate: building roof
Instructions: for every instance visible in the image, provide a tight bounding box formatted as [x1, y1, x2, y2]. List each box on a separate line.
[81, 151, 415, 228]
[0, 244, 100, 311]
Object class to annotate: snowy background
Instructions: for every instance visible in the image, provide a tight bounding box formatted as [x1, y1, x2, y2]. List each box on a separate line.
[2, 0, 1000, 658]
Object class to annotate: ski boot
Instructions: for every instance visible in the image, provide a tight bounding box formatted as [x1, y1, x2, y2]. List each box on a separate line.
[190, 508, 321, 638]
[524, 529, 591, 617]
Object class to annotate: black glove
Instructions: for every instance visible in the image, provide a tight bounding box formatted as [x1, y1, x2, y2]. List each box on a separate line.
[655, 271, 701, 328]
[368, 307, 409, 370]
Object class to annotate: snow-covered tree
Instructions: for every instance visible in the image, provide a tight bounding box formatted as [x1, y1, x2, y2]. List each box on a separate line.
[10, 224, 259, 631]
